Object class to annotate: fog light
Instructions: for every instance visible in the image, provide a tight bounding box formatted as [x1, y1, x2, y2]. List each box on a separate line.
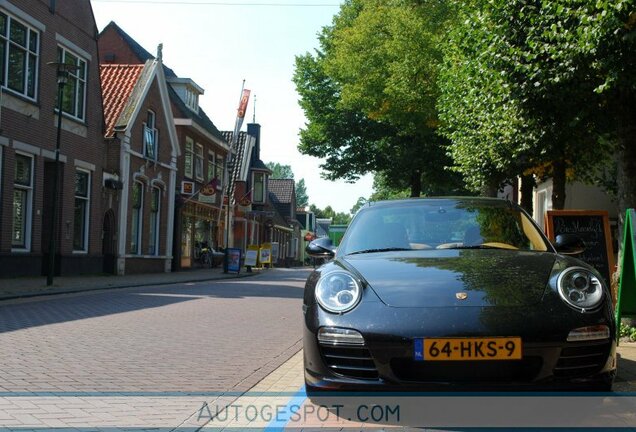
[317, 327, 365, 346]
[567, 325, 610, 342]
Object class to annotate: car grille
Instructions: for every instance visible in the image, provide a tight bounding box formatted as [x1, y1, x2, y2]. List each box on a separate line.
[390, 358, 543, 383]
[553, 341, 610, 378]
[319, 345, 379, 380]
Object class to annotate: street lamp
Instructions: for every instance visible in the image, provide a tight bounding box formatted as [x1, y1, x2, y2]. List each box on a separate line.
[46, 62, 79, 286]
[223, 160, 234, 274]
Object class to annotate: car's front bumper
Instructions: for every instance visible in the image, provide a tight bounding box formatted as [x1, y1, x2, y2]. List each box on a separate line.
[303, 301, 617, 392]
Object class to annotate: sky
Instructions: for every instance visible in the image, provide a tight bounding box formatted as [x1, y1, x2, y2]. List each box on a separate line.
[90, 0, 375, 214]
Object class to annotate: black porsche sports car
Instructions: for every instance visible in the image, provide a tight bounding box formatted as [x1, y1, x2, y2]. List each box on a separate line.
[303, 197, 616, 393]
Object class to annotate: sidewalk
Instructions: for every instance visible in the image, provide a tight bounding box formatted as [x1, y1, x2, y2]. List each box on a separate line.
[0, 265, 261, 301]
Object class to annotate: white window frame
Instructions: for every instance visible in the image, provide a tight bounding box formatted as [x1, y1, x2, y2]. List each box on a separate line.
[73, 169, 90, 252]
[215, 154, 224, 190]
[0, 11, 39, 100]
[184, 137, 194, 179]
[207, 151, 215, 182]
[56, 45, 87, 121]
[149, 187, 160, 255]
[194, 143, 204, 181]
[130, 181, 143, 255]
[12, 151, 34, 251]
[143, 110, 158, 160]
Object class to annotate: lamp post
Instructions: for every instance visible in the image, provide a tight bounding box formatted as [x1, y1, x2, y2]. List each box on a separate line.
[223, 160, 234, 274]
[46, 62, 78, 286]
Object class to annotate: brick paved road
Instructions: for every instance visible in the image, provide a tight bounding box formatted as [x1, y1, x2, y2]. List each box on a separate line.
[0, 268, 309, 430]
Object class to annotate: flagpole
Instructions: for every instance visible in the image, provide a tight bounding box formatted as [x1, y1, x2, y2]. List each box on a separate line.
[224, 80, 249, 273]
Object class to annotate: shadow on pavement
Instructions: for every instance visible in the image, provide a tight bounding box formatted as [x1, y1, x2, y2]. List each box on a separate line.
[0, 272, 306, 334]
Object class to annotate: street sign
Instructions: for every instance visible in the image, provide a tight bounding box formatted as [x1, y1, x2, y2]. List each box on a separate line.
[617, 209, 636, 325]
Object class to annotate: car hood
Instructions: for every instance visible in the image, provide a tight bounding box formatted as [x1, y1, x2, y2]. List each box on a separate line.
[342, 249, 556, 308]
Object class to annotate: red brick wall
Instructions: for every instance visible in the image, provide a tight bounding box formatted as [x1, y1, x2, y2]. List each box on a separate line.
[97, 25, 145, 65]
[0, 0, 106, 276]
[122, 78, 174, 262]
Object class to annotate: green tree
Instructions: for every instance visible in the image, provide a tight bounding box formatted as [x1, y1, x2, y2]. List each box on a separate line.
[266, 162, 294, 179]
[294, 0, 464, 197]
[439, 0, 634, 212]
[350, 197, 368, 216]
[296, 178, 309, 207]
[309, 204, 351, 225]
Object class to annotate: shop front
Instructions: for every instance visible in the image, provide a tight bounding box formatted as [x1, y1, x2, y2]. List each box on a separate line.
[177, 201, 222, 269]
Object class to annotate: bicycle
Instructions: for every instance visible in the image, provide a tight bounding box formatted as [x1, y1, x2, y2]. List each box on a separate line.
[194, 242, 213, 268]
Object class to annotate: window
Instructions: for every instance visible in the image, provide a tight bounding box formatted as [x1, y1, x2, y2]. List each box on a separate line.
[73, 170, 90, 251]
[149, 187, 160, 255]
[12, 153, 33, 250]
[185, 88, 198, 112]
[143, 110, 158, 159]
[195, 143, 204, 181]
[57, 46, 87, 121]
[207, 151, 215, 181]
[184, 137, 193, 178]
[130, 182, 143, 254]
[253, 172, 265, 203]
[215, 154, 224, 189]
[0, 12, 39, 99]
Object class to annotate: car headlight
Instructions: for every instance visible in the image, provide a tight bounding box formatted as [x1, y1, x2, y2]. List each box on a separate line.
[315, 271, 361, 313]
[557, 267, 604, 312]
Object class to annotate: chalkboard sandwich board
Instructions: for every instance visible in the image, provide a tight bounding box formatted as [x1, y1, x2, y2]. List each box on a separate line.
[545, 210, 615, 286]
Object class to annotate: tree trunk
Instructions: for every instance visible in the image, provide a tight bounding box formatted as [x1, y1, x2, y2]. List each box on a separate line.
[551, 160, 566, 210]
[480, 178, 499, 197]
[520, 174, 535, 215]
[410, 170, 421, 197]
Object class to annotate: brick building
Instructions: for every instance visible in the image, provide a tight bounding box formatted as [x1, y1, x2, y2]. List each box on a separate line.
[0, 0, 105, 276]
[100, 48, 179, 275]
[98, 22, 230, 271]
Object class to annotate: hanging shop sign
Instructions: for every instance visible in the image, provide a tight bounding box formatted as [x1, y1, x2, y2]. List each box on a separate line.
[181, 181, 194, 195]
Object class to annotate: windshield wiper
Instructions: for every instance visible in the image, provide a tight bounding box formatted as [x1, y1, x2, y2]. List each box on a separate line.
[347, 247, 411, 255]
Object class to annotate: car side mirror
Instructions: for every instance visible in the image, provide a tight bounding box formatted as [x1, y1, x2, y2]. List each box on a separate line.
[553, 234, 586, 255]
[306, 237, 336, 259]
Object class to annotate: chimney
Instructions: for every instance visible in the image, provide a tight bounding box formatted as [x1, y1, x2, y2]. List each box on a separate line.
[247, 123, 261, 160]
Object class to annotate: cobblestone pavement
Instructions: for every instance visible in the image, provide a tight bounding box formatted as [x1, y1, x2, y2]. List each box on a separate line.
[0, 268, 309, 430]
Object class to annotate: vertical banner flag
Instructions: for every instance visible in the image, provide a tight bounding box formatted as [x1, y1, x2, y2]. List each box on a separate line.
[227, 87, 251, 206]
[232, 88, 251, 150]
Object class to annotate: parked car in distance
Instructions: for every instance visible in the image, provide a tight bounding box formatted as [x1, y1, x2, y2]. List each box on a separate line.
[303, 197, 616, 394]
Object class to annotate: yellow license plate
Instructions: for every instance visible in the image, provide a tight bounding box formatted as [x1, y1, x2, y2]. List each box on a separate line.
[416, 337, 522, 361]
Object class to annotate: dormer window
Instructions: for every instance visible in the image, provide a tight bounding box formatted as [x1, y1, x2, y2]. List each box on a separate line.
[185, 87, 199, 112]
[143, 110, 158, 159]
[252, 171, 267, 204]
[167, 77, 203, 113]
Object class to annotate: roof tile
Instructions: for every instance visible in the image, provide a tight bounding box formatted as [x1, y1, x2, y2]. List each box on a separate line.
[268, 179, 295, 203]
[100, 64, 145, 137]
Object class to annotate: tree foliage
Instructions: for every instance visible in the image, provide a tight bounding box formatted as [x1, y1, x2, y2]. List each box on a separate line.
[296, 178, 309, 207]
[266, 162, 295, 179]
[309, 204, 351, 225]
[294, 0, 465, 197]
[438, 0, 634, 209]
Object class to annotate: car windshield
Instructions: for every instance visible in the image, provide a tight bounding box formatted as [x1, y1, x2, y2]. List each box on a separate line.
[338, 199, 550, 255]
